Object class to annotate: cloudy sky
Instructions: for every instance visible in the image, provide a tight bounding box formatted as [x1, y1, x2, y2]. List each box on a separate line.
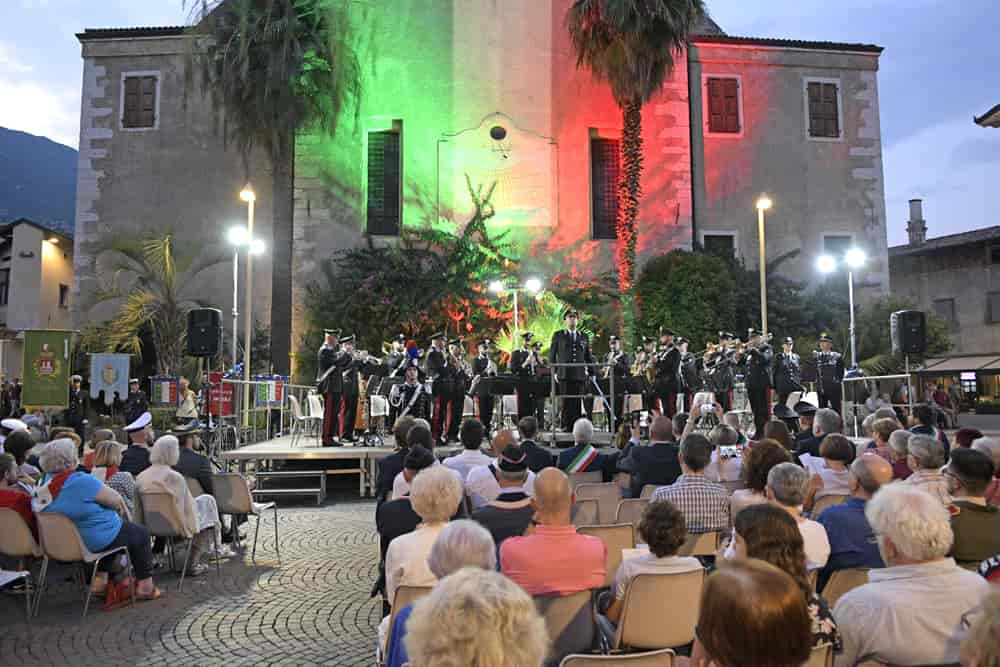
[1, 0, 997, 246]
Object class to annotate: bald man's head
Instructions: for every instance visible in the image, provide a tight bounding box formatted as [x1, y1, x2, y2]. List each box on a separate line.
[490, 429, 517, 456]
[850, 454, 893, 497]
[534, 468, 572, 517]
[649, 415, 673, 443]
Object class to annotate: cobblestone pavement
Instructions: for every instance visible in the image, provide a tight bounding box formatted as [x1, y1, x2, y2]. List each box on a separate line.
[0, 500, 381, 667]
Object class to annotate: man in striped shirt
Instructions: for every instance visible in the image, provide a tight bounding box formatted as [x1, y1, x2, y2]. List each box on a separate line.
[651, 434, 730, 533]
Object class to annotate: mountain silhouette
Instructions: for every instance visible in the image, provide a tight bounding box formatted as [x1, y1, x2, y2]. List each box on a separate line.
[0, 126, 76, 237]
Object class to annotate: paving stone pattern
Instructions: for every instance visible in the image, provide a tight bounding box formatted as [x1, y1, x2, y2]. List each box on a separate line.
[0, 501, 382, 667]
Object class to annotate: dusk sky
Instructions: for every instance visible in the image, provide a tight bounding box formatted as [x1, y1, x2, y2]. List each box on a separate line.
[1, 0, 997, 247]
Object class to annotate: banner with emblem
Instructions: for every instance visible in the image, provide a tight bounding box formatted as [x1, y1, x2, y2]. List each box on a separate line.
[89, 353, 130, 405]
[22, 330, 73, 409]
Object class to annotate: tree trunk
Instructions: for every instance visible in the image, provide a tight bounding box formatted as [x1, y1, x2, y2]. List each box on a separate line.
[270, 131, 295, 375]
[618, 100, 643, 343]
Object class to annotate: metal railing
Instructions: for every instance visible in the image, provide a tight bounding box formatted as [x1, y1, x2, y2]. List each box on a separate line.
[207, 378, 317, 446]
[546, 361, 616, 441]
[841, 372, 914, 437]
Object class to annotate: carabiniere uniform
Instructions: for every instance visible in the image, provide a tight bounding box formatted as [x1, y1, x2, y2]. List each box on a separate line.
[652, 333, 681, 418]
[678, 339, 702, 412]
[549, 311, 595, 431]
[741, 330, 774, 439]
[772, 338, 803, 407]
[604, 338, 630, 432]
[317, 331, 350, 447]
[814, 335, 845, 415]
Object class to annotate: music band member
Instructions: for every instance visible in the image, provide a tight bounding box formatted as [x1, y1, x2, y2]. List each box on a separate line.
[317, 328, 348, 447]
[632, 336, 656, 412]
[511, 332, 537, 420]
[339, 335, 371, 443]
[388, 363, 430, 424]
[604, 335, 630, 432]
[814, 333, 845, 414]
[653, 327, 681, 417]
[424, 332, 451, 445]
[703, 331, 737, 412]
[742, 328, 774, 439]
[471, 339, 497, 432]
[677, 337, 701, 411]
[384, 334, 407, 378]
[772, 336, 803, 407]
[549, 310, 595, 431]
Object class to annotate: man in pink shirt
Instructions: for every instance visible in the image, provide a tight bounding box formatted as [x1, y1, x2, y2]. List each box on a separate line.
[500, 467, 605, 595]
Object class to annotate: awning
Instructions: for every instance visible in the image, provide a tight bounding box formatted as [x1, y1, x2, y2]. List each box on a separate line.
[917, 355, 1000, 374]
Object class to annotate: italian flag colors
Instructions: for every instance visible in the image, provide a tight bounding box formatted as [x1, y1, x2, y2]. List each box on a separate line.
[566, 444, 598, 473]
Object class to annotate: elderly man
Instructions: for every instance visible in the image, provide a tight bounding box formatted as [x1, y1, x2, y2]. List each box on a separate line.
[797, 407, 841, 458]
[945, 448, 1000, 564]
[765, 462, 830, 570]
[442, 418, 492, 482]
[817, 454, 892, 591]
[517, 416, 554, 473]
[120, 411, 153, 477]
[617, 415, 682, 498]
[903, 434, 951, 505]
[466, 430, 536, 509]
[172, 424, 213, 495]
[834, 485, 991, 667]
[500, 468, 605, 595]
[651, 434, 730, 534]
[972, 436, 1000, 505]
[471, 444, 534, 550]
[556, 418, 617, 481]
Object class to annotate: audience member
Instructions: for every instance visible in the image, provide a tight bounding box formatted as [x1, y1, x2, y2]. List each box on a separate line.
[705, 424, 743, 483]
[466, 430, 536, 509]
[120, 412, 154, 477]
[4, 430, 39, 482]
[834, 485, 991, 666]
[691, 559, 812, 667]
[617, 415, 682, 498]
[500, 468, 605, 595]
[0, 452, 34, 534]
[954, 427, 983, 450]
[801, 434, 854, 509]
[172, 425, 214, 495]
[972, 436, 1000, 505]
[556, 418, 617, 481]
[390, 422, 463, 500]
[470, 444, 534, 551]
[443, 419, 492, 482]
[816, 454, 892, 591]
[944, 448, 1000, 564]
[903, 434, 951, 505]
[763, 419, 794, 451]
[404, 568, 549, 667]
[721, 411, 748, 445]
[867, 417, 899, 460]
[82, 428, 115, 469]
[797, 408, 841, 458]
[651, 434, 730, 534]
[375, 416, 416, 504]
[602, 500, 701, 625]
[793, 401, 818, 452]
[765, 463, 830, 570]
[90, 440, 135, 514]
[960, 588, 1000, 667]
[887, 428, 913, 480]
[384, 520, 497, 667]
[910, 403, 950, 455]
[731, 439, 791, 516]
[516, 416, 554, 472]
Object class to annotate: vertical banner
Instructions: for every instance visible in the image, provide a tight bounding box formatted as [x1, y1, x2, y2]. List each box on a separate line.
[89, 353, 131, 405]
[22, 330, 72, 409]
[207, 372, 234, 416]
[150, 377, 178, 407]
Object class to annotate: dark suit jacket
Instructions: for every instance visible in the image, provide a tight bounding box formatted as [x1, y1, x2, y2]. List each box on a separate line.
[548, 329, 594, 381]
[795, 434, 822, 459]
[376, 449, 408, 505]
[521, 439, 554, 473]
[120, 444, 151, 477]
[618, 441, 682, 497]
[556, 443, 617, 482]
[471, 491, 534, 551]
[174, 448, 214, 495]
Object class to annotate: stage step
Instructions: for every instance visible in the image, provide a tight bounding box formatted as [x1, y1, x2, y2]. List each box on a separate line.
[255, 470, 327, 505]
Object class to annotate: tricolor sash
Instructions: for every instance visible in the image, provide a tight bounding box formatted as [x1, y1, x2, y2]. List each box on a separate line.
[566, 445, 598, 473]
[31, 469, 75, 513]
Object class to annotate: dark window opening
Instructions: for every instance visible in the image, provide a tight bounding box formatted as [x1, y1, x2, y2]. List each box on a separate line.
[988, 292, 1000, 324]
[591, 137, 621, 240]
[703, 234, 735, 257]
[0, 269, 9, 306]
[807, 81, 840, 138]
[932, 298, 956, 324]
[823, 235, 852, 258]
[59, 284, 69, 309]
[366, 129, 401, 236]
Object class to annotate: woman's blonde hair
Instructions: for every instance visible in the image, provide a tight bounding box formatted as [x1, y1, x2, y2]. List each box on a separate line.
[93, 440, 122, 468]
[404, 568, 548, 667]
[961, 588, 1000, 667]
[410, 465, 463, 524]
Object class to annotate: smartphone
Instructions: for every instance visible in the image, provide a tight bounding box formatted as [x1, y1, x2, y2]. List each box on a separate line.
[720, 446, 739, 458]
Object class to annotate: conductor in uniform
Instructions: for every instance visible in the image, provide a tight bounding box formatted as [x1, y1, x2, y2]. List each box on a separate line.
[772, 336, 803, 408]
[510, 332, 537, 421]
[471, 339, 496, 432]
[317, 329, 348, 447]
[742, 328, 774, 439]
[549, 310, 595, 431]
[604, 335, 630, 432]
[814, 333, 845, 414]
[653, 327, 681, 417]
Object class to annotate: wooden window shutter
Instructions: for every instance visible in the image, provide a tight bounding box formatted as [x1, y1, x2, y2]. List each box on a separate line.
[808, 81, 839, 138]
[590, 137, 621, 240]
[707, 78, 739, 133]
[123, 75, 156, 128]
[123, 77, 140, 128]
[140, 76, 156, 127]
[366, 130, 401, 236]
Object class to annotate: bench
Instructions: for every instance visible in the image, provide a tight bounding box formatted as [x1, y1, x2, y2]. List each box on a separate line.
[253, 470, 327, 506]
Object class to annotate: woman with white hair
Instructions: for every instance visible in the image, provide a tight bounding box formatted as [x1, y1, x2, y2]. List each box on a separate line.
[136, 435, 221, 577]
[384, 520, 497, 667]
[32, 438, 160, 603]
[972, 436, 1000, 505]
[887, 428, 912, 480]
[902, 434, 951, 505]
[404, 568, 549, 667]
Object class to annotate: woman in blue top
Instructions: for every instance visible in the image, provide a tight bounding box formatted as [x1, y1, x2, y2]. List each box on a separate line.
[34, 439, 160, 602]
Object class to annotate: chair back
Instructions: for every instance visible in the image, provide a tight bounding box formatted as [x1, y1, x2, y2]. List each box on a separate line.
[615, 499, 649, 529]
[370, 395, 389, 418]
[721, 480, 746, 494]
[617, 570, 704, 649]
[36, 512, 87, 563]
[534, 590, 596, 665]
[186, 476, 206, 498]
[288, 394, 305, 420]
[560, 649, 675, 666]
[463, 396, 476, 418]
[822, 567, 870, 607]
[307, 393, 324, 419]
[213, 472, 255, 514]
[571, 499, 599, 527]
[139, 491, 190, 538]
[807, 568, 819, 593]
[575, 482, 621, 524]
[640, 485, 658, 500]
[804, 643, 833, 667]
[0, 508, 41, 558]
[677, 531, 720, 557]
[569, 471, 604, 489]
[384, 585, 433, 652]
[811, 494, 849, 517]
[577, 524, 635, 588]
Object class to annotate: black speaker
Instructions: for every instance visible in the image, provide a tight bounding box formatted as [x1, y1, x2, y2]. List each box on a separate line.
[187, 308, 223, 357]
[890, 310, 926, 355]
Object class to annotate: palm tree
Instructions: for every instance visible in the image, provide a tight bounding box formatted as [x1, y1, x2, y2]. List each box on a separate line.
[567, 0, 705, 341]
[87, 235, 226, 376]
[186, 0, 360, 374]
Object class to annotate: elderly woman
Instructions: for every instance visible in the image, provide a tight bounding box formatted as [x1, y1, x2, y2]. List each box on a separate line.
[801, 434, 854, 502]
[83, 428, 116, 469]
[765, 463, 830, 570]
[385, 520, 497, 667]
[903, 434, 951, 505]
[887, 429, 913, 480]
[90, 440, 135, 514]
[972, 436, 1000, 505]
[4, 430, 40, 482]
[32, 439, 159, 602]
[136, 435, 221, 577]
[867, 417, 900, 461]
[404, 568, 549, 667]
[731, 439, 791, 516]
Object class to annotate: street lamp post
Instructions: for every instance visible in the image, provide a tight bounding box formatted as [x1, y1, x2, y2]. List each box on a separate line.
[816, 248, 866, 369]
[239, 185, 256, 425]
[756, 195, 773, 335]
[490, 278, 543, 344]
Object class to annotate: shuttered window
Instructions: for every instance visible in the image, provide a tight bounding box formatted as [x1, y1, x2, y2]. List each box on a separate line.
[807, 81, 840, 138]
[591, 137, 620, 240]
[366, 129, 401, 236]
[123, 75, 157, 128]
[703, 234, 735, 257]
[707, 77, 740, 133]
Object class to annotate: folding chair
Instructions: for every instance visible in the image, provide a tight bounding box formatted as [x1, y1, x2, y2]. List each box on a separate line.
[804, 643, 834, 667]
[615, 499, 649, 530]
[379, 585, 433, 666]
[598, 570, 704, 651]
[307, 393, 326, 444]
[575, 483, 622, 525]
[572, 499, 600, 527]
[578, 524, 636, 589]
[535, 590, 597, 666]
[811, 494, 849, 518]
[639, 485, 658, 500]
[139, 491, 220, 591]
[677, 531, 721, 557]
[821, 567, 870, 607]
[569, 471, 604, 489]
[213, 472, 280, 563]
[288, 394, 320, 447]
[560, 649, 676, 666]
[35, 512, 135, 618]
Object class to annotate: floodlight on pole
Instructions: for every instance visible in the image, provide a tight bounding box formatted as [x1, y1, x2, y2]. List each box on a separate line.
[239, 184, 256, 203]
[240, 185, 256, 427]
[250, 239, 266, 256]
[524, 277, 542, 294]
[756, 195, 772, 211]
[756, 195, 772, 336]
[228, 226, 249, 246]
[845, 247, 867, 269]
[488, 280, 505, 295]
[816, 254, 837, 274]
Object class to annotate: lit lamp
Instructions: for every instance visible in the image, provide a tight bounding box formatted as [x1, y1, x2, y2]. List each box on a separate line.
[816, 247, 866, 368]
[239, 184, 256, 426]
[490, 278, 543, 344]
[756, 195, 773, 336]
[227, 226, 266, 372]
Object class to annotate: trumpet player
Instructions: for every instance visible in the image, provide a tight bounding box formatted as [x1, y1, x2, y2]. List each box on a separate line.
[742, 328, 774, 439]
[604, 335, 630, 431]
[444, 337, 470, 444]
[703, 331, 737, 411]
[677, 337, 701, 411]
[316, 328, 349, 447]
[340, 335, 363, 443]
[471, 339, 497, 432]
[424, 332, 453, 445]
[632, 336, 656, 412]
[511, 333, 543, 421]
[653, 327, 681, 417]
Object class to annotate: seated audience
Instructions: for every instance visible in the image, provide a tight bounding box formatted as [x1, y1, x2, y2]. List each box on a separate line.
[903, 434, 952, 505]
[385, 520, 497, 667]
[82, 428, 116, 469]
[556, 418, 617, 481]
[816, 454, 892, 591]
[602, 500, 701, 625]
[376, 416, 416, 505]
[517, 416, 554, 472]
[172, 425, 214, 495]
[797, 408, 841, 458]
[120, 412, 154, 477]
[763, 419, 795, 452]
[136, 435, 222, 576]
[867, 417, 899, 460]
[834, 485, 991, 666]
[944, 448, 1000, 564]
[801, 434, 854, 503]
[972, 436, 1000, 505]
[960, 588, 1000, 667]
[470, 444, 534, 551]
[793, 401, 818, 453]
[721, 411, 748, 445]
[731, 438, 791, 517]
[766, 463, 830, 570]
[954, 427, 983, 450]
[691, 559, 813, 667]
[652, 434, 730, 534]
[466, 430, 536, 509]
[909, 403, 950, 454]
[377, 447, 439, 567]
[390, 422, 463, 500]
[731, 503, 841, 649]
[704, 424, 743, 483]
[443, 419, 492, 482]
[0, 453, 34, 534]
[500, 467, 605, 595]
[887, 428, 912, 480]
[4, 430, 39, 482]
[404, 567, 549, 667]
[90, 440, 135, 514]
[33, 439, 160, 602]
[617, 415, 682, 498]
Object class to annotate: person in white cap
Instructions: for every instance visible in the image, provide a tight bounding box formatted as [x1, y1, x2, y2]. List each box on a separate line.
[0, 416, 28, 454]
[120, 411, 153, 477]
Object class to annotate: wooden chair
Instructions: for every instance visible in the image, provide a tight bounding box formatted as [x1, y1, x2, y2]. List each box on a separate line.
[572, 499, 600, 527]
[213, 472, 279, 563]
[811, 494, 849, 518]
[721, 479, 746, 494]
[804, 643, 833, 667]
[615, 499, 649, 529]
[380, 585, 433, 665]
[560, 650, 675, 666]
[677, 531, 721, 557]
[0, 508, 42, 620]
[185, 476, 206, 498]
[821, 567, 870, 607]
[139, 491, 220, 591]
[534, 590, 597, 665]
[599, 570, 704, 651]
[578, 524, 636, 588]
[576, 482, 622, 525]
[570, 471, 604, 489]
[639, 485, 658, 500]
